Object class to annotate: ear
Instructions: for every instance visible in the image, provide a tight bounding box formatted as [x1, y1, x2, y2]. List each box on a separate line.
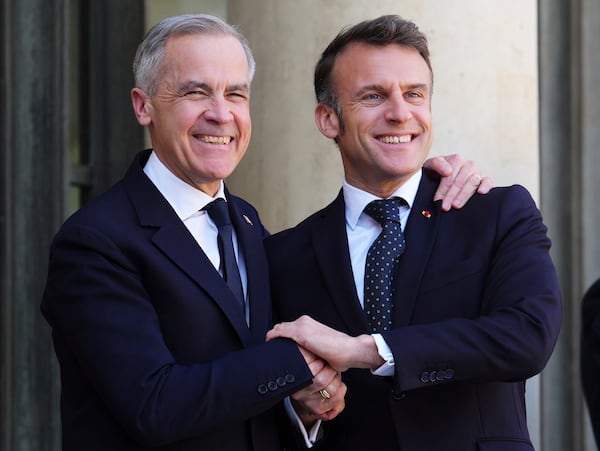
[131, 88, 152, 126]
[314, 103, 340, 140]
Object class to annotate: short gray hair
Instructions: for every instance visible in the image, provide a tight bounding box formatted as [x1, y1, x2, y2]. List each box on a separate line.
[133, 14, 256, 97]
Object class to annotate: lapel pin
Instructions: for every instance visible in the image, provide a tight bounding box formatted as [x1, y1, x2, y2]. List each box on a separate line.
[421, 210, 432, 219]
[243, 214, 253, 225]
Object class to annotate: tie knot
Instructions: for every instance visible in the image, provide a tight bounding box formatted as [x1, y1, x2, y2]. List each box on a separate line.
[205, 199, 231, 227]
[364, 198, 404, 226]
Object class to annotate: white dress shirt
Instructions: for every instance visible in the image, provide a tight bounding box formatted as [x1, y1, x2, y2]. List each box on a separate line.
[344, 170, 422, 376]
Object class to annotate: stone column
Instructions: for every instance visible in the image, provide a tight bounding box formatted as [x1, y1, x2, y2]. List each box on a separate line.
[540, 0, 600, 449]
[1, 0, 65, 449]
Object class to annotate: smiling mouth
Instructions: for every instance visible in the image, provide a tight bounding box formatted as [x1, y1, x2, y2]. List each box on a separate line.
[197, 135, 232, 144]
[377, 134, 413, 144]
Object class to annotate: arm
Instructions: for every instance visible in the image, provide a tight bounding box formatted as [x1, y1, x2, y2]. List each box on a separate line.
[268, 187, 561, 391]
[267, 317, 383, 373]
[384, 185, 562, 390]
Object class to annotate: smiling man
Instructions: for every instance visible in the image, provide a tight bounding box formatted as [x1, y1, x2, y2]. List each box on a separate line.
[315, 41, 433, 198]
[40, 15, 341, 451]
[265, 15, 562, 451]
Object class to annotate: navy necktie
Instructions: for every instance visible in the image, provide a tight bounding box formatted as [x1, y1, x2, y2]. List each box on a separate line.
[363, 198, 406, 333]
[205, 199, 245, 315]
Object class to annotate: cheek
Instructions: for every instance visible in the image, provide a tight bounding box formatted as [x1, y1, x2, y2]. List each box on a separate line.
[236, 107, 252, 131]
[416, 109, 432, 130]
[236, 115, 252, 147]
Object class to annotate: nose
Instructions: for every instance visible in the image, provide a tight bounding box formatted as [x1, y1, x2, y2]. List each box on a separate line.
[385, 93, 412, 123]
[203, 97, 234, 124]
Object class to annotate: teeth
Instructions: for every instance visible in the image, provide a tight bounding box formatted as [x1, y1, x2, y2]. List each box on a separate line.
[199, 135, 232, 144]
[378, 135, 412, 144]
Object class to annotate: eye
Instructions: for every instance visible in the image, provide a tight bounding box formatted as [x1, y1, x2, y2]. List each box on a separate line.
[185, 90, 207, 97]
[405, 90, 427, 104]
[227, 91, 249, 102]
[361, 92, 385, 106]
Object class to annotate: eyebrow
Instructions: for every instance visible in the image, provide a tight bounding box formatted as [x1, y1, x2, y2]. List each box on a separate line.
[355, 82, 430, 97]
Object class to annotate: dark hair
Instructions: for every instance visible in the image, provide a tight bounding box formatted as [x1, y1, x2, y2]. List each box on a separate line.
[314, 15, 432, 130]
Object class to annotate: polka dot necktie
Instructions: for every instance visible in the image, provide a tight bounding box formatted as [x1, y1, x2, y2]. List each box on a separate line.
[363, 198, 406, 333]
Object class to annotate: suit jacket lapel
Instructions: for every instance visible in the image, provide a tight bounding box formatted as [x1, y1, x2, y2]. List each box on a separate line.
[226, 191, 272, 343]
[311, 191, 371, 336]
[392, 172, 441, 326]
[123, 152, 253, 345]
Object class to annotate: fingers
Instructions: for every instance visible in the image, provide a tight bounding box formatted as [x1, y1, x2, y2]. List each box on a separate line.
[298, 346, 325, 377]
[291, 365, 347, 422]
[316, 381, 347, 421]
[433, 159, 488, 211]
[423, 154, 453, 177]
[477, 176, 493, 194]
[444, 169, 482, 210]
[311, 360, 340, 391]
[306, 355, 326, 377]
[431, 154, 465, 203]
[314, 370, 346, 421]
[266, 314, 312, 342]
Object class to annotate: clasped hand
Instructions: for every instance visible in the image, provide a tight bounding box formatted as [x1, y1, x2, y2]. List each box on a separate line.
[266, 315, 383, 426]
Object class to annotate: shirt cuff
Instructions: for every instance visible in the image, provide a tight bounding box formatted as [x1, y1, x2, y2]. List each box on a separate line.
[284, 397, 323, 448]
[371, 333, 395, 376]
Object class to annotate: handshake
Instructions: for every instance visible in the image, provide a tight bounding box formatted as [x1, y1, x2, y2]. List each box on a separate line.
[266, 315, 385, 427]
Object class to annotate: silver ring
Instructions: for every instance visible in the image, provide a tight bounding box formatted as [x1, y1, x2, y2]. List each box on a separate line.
[319, 389, 331, 400]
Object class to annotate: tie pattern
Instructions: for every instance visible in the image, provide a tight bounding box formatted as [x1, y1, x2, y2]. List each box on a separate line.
[205, 199, 246, 316]
[363, 198, 406, 333]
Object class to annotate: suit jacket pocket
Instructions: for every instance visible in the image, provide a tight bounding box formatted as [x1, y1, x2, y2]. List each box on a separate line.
[477, 438, 534, 451]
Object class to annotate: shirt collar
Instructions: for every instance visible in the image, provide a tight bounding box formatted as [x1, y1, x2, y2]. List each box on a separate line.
[143, 151, 226, 221]
[343, 170, 422, 230]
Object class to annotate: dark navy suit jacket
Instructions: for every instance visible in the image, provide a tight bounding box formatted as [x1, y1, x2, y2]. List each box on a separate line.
[581, 278, 600, 447]
[266, 171, 562, 451]
[41, 150, 313, 450]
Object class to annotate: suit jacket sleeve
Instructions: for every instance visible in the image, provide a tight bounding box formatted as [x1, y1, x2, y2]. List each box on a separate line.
[381, 185, 562, 392]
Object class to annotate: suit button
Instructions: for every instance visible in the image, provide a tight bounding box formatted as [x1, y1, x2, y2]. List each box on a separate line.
[420, 372, 430, 383]
[429, 371, 437, 382]
[257, 384, 268, 395]
[285, 373, 295, 384]
[391, 390, 406, 400]
[268, 381, 279, 391]
[445, 369, 455, 380]
[276, 377, 286, 387]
